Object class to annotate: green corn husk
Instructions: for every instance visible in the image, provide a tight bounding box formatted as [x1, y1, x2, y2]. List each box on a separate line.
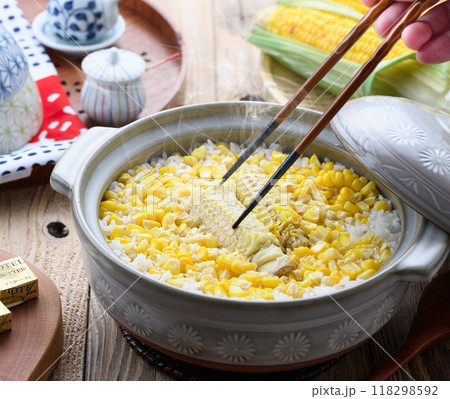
[246, 0, 450, 113]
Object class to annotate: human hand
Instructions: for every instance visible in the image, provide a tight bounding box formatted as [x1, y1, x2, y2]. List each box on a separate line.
[361, 0, 450, 63]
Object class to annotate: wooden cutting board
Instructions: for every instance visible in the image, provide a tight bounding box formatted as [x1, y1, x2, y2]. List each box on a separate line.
[0, 250, 63, 381]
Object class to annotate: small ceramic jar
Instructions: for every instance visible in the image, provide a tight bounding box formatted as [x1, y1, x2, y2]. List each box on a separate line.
[0, 24, 43, 155]
[81, 47, 146, 127]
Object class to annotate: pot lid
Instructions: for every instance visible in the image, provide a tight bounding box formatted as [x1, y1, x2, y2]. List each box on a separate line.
[81, 47, 146, 83]
[331, 96, 450, 234]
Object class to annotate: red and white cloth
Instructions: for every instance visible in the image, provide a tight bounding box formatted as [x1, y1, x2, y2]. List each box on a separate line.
[0, 0, 86, 184]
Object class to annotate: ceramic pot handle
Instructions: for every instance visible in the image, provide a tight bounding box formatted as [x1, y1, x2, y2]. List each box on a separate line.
[394, 222, 449, 282]
[50, 126, 116, 199]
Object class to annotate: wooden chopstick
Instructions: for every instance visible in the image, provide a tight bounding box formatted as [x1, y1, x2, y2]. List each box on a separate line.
[232, 0, 434, 229]
[221, 0, 395, 184]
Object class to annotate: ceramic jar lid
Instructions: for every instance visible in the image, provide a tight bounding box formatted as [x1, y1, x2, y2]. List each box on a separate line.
[331, 96, 450, 234]
[81, 47, 145, 83]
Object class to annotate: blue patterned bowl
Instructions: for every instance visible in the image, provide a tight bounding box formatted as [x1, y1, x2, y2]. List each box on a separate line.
[0, 23, 43, 154]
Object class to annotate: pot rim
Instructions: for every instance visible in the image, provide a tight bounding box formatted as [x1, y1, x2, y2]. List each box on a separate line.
[55, 101, 449, 310]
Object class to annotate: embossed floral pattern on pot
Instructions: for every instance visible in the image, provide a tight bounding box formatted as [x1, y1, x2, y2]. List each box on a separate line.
[386, 124, 426, 146]
[419, 147, 450, 176]
[216, 334, 256, 363]
[272, 332, 311, 362]
[122, 303, 152, 338]
[166, 324, 203, 355]
[328, 320, 360, 351]
[371, 296, 396, 331]
[93, 275, 115, 313]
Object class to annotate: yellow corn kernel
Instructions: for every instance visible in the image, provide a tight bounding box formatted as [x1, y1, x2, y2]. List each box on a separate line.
[162, 258, 181, 275]
[242, 271, 259, 286]
[142, 220, 161, 230]
[228, 285, 247, 298]
[317, 266, 331, 276]
[261, 275, 280, 288]
[343, 201, 359, 214]
[303, 206, 320, 223]
[118, 173, 132, 184]
[216, 144, 233, 156]
[108, 214, 123, 225]
[261, 289, 275, 300]
[230, 260, 257, 275]
[178, 186, 191, 197]
[302, 221, 318, 234]
[361, 181, 377, 197]
[361, 259, 380, 271]
[98, 207, 109, 219]
[183, 156, 197, 166]
[147, 248, 162, 257]
[358, 269, 377, 279]
[311, 241, 330, 254]
[151, 209, 164, 223]
[321, 276, 337, 286]
[272, 150, 287, 162]
[159, 165, 176, 175]
[360, 231, 375, 244]
[136, 239, 149, 253]
[380, 249, 392, 265]
[100, 200, 117, 212]
[339, 187, 355, 203]
[374, 200, 389, 212]
[262, 161, 281, 175]
[130, 212, 145, 226]
[209, 154, 222, 163]
[150, 237, 165, 251]
[293, 246, 312, 258]
[318, 247, 339, 263]
[104, 190, 118, 200]
[167, 278, 186, 288]
[191, 145, 206, 160]
[110, 225, 127, 240]
[197, 247, 210, 262]
[350, 178, 364, 192]
[339, 264, 359, 280]
[214, 285, 228, 297]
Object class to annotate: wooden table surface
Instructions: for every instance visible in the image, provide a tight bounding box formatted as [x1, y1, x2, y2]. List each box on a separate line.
[1, 0, 449, 381]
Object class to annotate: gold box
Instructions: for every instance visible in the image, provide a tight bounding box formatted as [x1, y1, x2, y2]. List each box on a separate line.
[0, 301, 11, 333]
[0, 257, 39, 308]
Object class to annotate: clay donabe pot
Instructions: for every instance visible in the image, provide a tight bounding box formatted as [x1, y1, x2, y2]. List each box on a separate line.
[50, 101, 448, 371]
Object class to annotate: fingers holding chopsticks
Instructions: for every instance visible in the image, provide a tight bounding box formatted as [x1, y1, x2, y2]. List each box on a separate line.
[362, 0, 449, 63]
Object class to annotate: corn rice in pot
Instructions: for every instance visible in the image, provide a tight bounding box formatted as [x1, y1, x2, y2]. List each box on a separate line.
[98, 141, 401, 300]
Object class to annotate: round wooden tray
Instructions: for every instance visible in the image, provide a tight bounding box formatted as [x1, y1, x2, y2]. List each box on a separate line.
[0, 250, 63, 381]
[260, 53, 335, 113]
[22, 0, 186, 126]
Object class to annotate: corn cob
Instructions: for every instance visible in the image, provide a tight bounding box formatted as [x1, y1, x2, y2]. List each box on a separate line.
[230, 168, 308, 250]
[263, 4, 412, 64]
[190, 187, 295, 276]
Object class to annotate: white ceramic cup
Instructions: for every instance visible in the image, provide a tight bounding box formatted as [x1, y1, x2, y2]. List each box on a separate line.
[46, 0, 119, 44]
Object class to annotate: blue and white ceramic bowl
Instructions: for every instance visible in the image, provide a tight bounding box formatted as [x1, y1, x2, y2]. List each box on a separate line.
[46, 0, 119, 45]
[0, 23, 43, 155]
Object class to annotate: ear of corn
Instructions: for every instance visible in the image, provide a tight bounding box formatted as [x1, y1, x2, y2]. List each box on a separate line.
[231, 167, 308, 250]
[247, 0, 450, 113]
[191, 186, 295, 276]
